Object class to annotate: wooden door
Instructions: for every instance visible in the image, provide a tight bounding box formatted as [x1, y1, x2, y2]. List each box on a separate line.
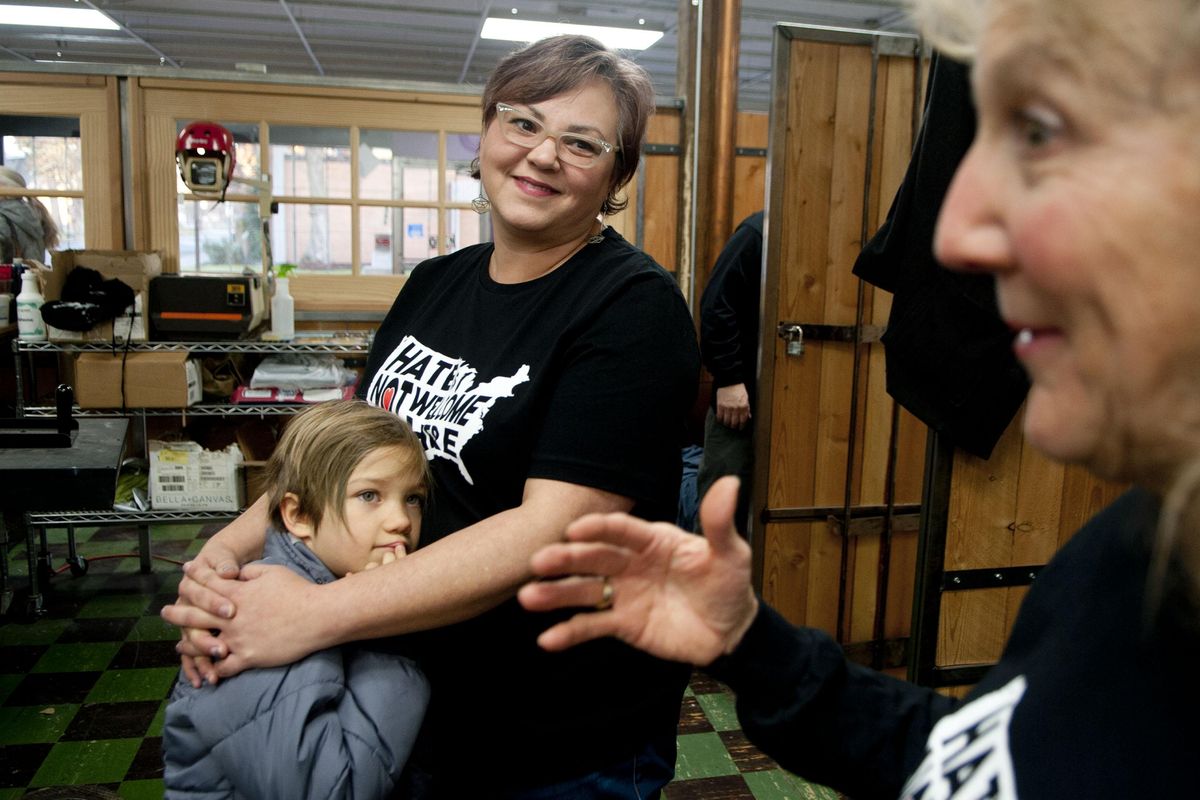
[754, 25, 925, 671]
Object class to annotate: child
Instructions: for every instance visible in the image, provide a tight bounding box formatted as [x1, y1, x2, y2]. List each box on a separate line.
[163, 400, 431, 799]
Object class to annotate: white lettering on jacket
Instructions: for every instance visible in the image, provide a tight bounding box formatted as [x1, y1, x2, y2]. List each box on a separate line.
[365, 335, 529, 484]
[900, 675, 1026, 800]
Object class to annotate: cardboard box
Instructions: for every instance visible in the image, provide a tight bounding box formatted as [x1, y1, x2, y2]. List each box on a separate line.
[44, 250, 162, 343]
[149, 440, 244, 511]
[75, 351, 202, 409]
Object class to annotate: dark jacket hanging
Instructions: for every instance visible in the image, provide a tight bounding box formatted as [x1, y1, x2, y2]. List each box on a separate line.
[852, 53, 1028, 459]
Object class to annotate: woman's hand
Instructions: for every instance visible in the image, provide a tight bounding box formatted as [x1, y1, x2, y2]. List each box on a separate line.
[163, 540, 243, 687]
[164, 562, 325, 680]
[517, 476, 759, 666]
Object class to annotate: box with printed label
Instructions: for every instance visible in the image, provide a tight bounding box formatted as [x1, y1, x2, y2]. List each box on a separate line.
[44, 250, 162, 343]
[149, 440, 244, 511]
[74, 351, 202, 409]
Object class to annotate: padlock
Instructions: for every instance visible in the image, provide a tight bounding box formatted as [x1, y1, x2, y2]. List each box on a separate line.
[784, 324, 804, 356]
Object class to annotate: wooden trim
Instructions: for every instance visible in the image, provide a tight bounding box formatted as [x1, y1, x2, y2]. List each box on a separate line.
[0, 72, 109, 88]
[0, 82, 123, 250]
[127, 73, 149, 249]
[290, 274, 405, 312]
[141, 86, 481, 129]
[136, 76, 479, 106]
[101, 76, 125, 246]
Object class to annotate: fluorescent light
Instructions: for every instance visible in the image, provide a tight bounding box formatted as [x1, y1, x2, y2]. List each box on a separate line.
[0, 4, 120, 30]
[481, 17, 663, 50]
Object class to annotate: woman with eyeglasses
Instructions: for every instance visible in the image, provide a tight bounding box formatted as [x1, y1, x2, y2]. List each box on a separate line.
[163, 35, 700, 798]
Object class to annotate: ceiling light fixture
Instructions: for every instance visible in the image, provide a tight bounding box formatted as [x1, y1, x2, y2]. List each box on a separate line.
[0, 4, 120, 29]
[480, 17, 663, 50]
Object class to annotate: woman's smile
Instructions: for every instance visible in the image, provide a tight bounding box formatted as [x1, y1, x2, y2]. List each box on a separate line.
[513, 174, 559, 197]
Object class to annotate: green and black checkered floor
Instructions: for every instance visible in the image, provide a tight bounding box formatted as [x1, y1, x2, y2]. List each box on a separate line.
[0, 524, 841, 799]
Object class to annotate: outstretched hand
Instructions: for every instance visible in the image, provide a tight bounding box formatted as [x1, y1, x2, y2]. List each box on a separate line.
[517, 476, 758, 666]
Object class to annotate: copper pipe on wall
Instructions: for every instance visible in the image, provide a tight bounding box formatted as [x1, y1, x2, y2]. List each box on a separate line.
[708, 0, 741, 278]
[693, 0, 741, 294]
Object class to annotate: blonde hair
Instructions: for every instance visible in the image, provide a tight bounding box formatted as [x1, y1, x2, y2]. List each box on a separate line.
[264, 400, 429, 532]
[909, 0, 1200, 69]
[1154, 458, 1200, 613]
[907, 0, 988, 61]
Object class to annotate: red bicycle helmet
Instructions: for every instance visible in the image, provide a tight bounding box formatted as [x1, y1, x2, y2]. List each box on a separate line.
[176, 120, 236, 198]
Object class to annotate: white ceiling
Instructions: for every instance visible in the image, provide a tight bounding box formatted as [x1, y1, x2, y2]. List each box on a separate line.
[0, 0, 913, 111]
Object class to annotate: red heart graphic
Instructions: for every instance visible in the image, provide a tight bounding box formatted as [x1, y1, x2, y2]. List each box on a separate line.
[382, 386, 395, 410]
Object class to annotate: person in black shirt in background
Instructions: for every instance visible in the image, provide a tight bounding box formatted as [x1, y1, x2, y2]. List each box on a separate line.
[697, 210, 763, 536]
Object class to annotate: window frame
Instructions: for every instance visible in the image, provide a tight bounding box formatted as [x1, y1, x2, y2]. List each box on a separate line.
[0, 74, 124, 251]
[138, 78, 483, 312]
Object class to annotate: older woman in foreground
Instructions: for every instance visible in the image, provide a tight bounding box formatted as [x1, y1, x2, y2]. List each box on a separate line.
[519, 1, 1200, 797]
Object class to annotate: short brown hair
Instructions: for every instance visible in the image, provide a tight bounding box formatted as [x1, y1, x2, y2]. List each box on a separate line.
[264, 400, 429, 532]
[476, 34, 656, 215]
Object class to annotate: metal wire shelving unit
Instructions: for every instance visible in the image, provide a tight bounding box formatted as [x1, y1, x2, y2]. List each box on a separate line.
[11, 335, 370, 546]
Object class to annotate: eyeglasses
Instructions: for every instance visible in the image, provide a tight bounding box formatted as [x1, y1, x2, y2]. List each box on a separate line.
[494, 102, 619, 169]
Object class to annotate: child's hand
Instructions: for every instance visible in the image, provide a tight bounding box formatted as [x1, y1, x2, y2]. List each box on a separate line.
[358, 547, 401, 574]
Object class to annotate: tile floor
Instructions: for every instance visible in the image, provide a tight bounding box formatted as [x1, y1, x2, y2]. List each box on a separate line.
[0, 524, 841, 799]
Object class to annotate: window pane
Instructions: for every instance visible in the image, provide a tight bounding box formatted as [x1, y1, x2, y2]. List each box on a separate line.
[359, 130, 438, 202]
[177, 198, 263, 273]
[446, 132, 480, 203]
[360, 207, 436, 275]
[43, 196, 84, 251]
[270, 126, 351, 199]
[2, 115, 83, 191]
[175, 121, 262, 196]
[446, 208, 491, 253]
[275, 202, 352, 274]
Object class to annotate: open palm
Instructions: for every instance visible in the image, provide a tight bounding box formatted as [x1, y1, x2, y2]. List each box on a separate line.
[519, 476, 759, 665]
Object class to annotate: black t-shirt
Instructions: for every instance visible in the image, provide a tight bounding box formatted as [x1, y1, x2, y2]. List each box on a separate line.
[360, 227, 700, 787]
[712, 489, 1200, 799]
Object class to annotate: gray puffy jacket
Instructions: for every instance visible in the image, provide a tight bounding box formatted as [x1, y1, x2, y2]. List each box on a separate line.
[162, 530, 430, 799]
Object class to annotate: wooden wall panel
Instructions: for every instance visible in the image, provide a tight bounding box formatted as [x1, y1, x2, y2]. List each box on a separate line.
[851, 56, 924, 647]
[763, 38, 840, 623]
[807, 45, 876, 638]
[935, 413, 1127, 672]
[642, 111, 682, 272]
[761, 521, 815, 624]
[733, 113, 768, 225]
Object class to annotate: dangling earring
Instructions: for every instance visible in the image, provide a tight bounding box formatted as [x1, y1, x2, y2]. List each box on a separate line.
[472, 191, 490, 214]
[588, 215, 606, 245]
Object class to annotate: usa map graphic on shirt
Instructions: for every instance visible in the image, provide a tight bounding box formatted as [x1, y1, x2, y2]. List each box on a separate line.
[364, 334, 530, 484]
[899, 675, 1026, 800]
